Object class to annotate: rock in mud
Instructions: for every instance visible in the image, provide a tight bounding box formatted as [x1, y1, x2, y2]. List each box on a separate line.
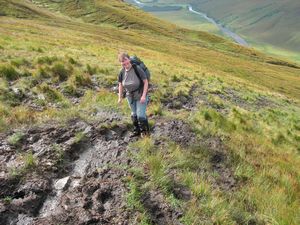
[54, 177, 70, 191]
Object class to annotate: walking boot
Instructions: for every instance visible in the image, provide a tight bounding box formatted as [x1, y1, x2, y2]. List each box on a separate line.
[130, 115, 141, 137]
[138, 117, 150, 137]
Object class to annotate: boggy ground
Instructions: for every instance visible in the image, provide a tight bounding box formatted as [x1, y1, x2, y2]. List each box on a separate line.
[1, 75, 280, 225]
[0, 116, 133, 225]
[0, 114, 198, 224]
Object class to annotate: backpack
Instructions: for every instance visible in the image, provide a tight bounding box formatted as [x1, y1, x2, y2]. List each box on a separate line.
[129, 55, 150, 81]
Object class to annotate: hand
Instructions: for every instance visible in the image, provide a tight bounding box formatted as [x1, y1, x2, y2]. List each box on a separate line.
[118, 98, 122, 104]
[140, 96, 146, 104]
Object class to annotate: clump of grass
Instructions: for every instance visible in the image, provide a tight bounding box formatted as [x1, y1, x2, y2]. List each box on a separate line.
[272, 132, 287, 145]
[126, 178, 143, 210]
[74, 131, 87, 144]
[149, 102, 163, 116]
[0, 65, 19, 81]
[3, 196, 13, 204]
[24, 151, 37, 170]
[98, 67, 111, 75]
[194, 108, 236, 133]
[171, 74, 181, 82]
[10, 58, 31, 68]
[0, 103, 9, 131]
[68, 57, 78, 65]
[38, 83, 65, 103]
[51, 63, 72, 81]
[37, 56, 58, 65]
[0, 88, 22, 106]
[207, 94, 225, 109]
[36, 66, 51, 79]
[62, 83, 77, 96]
[9, 106, 36, 127]
[146, 153, 172, 192]
[9, 151, 37, 178]
[70, 72, 92, 87]
[53, 144, 65, 167]
[30, 46, 44, 53]
[126, 177, 151, 224]
[86, 64, 98, 75]
[7, 131, 25, 147]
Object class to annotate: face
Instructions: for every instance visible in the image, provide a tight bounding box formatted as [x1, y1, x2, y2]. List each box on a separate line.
[120, 57, 131, 70]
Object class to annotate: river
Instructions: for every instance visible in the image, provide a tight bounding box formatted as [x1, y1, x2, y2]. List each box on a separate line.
[127, 0, 249, 46]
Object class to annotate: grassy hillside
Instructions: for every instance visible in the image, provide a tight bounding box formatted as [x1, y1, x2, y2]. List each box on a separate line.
[0, 0, 299, 224]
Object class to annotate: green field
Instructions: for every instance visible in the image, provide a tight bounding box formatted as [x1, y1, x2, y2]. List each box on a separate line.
[0, 0, 299, 224]
[152, 9, 220, 34]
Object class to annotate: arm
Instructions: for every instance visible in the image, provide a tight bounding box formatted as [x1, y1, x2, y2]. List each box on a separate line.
[118, 82, 123, 104]
[140, 79, 148, 104]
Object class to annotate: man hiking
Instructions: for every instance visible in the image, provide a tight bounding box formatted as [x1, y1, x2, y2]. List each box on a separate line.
[117, 52, 150, 137]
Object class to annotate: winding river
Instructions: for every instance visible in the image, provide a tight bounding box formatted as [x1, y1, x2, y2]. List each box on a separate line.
[127, 0, 249, 46]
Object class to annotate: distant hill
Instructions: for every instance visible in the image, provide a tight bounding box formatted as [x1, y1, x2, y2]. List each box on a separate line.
[177, 0, 300, 52]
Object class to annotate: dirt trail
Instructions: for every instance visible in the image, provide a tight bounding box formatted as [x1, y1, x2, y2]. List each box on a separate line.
[0, 117, 186, 225]
[1, 85, 243, 224]
[0, 117, 134, 225]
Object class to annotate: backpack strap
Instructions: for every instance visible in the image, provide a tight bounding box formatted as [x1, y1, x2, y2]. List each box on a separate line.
[119, 68, 125, 82]
[132, 64, 142, 82]
[132, 64, 144, 93]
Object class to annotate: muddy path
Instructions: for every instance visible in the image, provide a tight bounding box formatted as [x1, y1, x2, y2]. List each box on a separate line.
[0, 117, 133, 225]
[0, 116, 187, 225]
[0, 83, 245, 225]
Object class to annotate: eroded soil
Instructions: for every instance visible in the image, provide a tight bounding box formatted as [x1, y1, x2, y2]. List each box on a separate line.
[1, 83, 245, 225]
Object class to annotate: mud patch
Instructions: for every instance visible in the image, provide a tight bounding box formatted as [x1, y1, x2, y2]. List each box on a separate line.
[216, 88, 277, 111]
[153, 119, 196, 146]
[0, 117, 134, 225]
[162, 84, 277, 114]
[200, 136, 238, 191]
[161, 84, 199, 111]
[141, 190, 183, 225]
[33, 126, 132, 224]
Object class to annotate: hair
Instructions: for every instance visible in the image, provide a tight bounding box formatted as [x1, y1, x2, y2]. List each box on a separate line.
[118, 52, 130, 62]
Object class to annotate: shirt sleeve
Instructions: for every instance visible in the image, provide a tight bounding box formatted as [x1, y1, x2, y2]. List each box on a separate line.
[118, 69, 123, 83]
[136, 65, 147, 80]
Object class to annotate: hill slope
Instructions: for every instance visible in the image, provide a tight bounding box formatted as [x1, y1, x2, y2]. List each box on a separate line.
[0, 1, 299, 225]
[155, 0, 300, 53]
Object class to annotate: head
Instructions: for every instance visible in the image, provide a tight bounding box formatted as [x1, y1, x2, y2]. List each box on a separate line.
[118, 52, 131, 70]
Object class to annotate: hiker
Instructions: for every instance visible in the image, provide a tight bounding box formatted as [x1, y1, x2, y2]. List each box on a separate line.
[117, 52, 150, 137]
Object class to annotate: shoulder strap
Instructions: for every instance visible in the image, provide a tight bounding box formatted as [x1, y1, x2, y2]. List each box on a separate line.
[119, 68, 125, 82]
[132, 64, 143, 83]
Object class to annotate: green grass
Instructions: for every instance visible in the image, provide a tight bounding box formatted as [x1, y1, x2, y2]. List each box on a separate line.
[7, 131, 25, 147]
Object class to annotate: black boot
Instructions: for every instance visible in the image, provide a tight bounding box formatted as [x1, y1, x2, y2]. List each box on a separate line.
[138, 117, 150, 137]
[130, 115, 141, 137]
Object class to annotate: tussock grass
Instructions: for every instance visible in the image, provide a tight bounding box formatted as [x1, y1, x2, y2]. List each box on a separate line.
[7, 131, 25, 147]
[37, 55, 58, 65]
[51, 62, 72, 82]
[0, 64, 19, 81]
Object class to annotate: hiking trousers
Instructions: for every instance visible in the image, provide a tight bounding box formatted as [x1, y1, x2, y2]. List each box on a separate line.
[126, 95, 149, 119]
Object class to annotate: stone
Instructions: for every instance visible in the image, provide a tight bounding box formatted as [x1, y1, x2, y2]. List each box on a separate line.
[54, 176, 70, 191]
